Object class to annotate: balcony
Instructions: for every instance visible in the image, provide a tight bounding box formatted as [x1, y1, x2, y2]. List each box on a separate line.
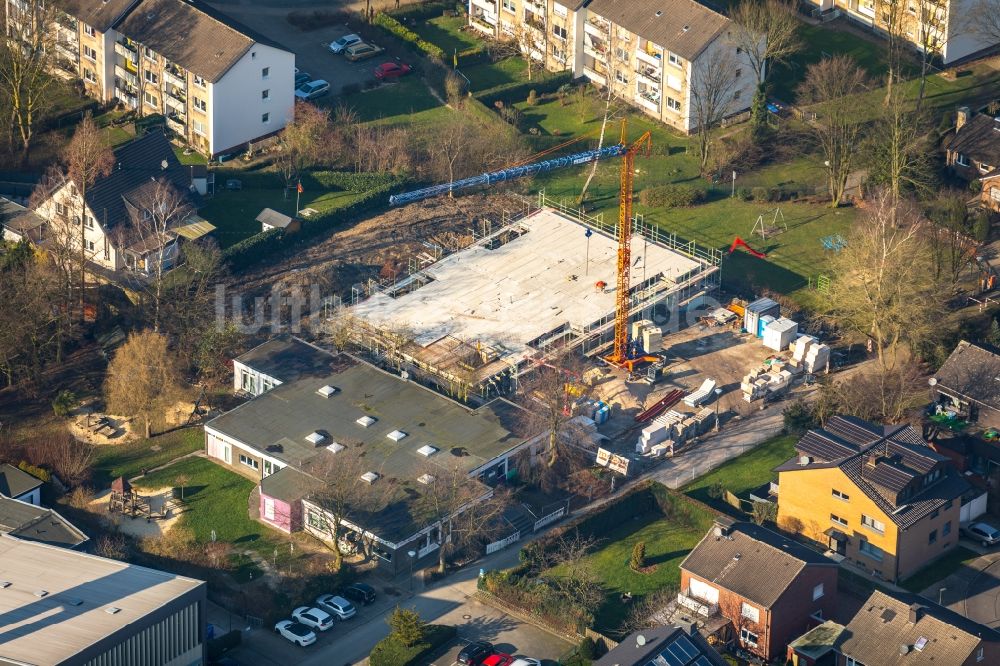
[636, 48, 663, 69]
[115, 41, 137, 62]
[55, 41, 78, 62]
[525, 14, 545, 32]
[470, 0, 496, 9]
[635, 64, 661, 86]
[584, 20, 607, 39]
[582, 66, 606, 86]
[114, 65, 137, 87]
[524, 0, 545, 12]
[56, 13, 77, 31]
[677, 590, 718, 617]
[166, 114, 186, 135]
[166, 87, 186, 105]
[583, 41, 607, 62]
[470, 16, 497, 34]
[115, 89, 137, 108]
[635, 92, 659, 113]
[164, 68, 186, 89]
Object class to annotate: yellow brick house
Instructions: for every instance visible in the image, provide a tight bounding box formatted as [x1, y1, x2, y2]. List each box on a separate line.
[777, 416, 969, 583]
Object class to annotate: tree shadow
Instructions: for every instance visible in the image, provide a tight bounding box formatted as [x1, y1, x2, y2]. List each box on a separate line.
[646, 548, 694, 566]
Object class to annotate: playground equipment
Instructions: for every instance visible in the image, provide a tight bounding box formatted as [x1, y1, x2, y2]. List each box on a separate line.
[821, 234, 848, 251]
[729, 236, 767, 258]
[751, 208, 786, 241]
[108, 476, 172, 521]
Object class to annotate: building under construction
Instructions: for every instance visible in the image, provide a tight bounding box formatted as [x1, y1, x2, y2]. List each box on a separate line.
[348, 196, 721, 401]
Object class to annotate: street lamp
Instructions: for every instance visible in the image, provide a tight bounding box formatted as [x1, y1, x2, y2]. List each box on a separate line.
[407, 550, 417, 593]
[714, 387, 724, 432]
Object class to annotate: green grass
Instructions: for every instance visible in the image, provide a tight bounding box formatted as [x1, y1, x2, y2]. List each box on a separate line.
[199, 188, 364, 248]
[682, 434, 797, 510]
[337, 77, 444, 123]
[550, 510, 714, 634]
[409, 15, 481, 54]
[900, 546, 979, 593]
[92, 427, 203, 488]
[173, 145, 208, 166]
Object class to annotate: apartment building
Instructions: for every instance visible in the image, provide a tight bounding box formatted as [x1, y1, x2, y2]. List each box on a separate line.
[802, 0, 990, 65]
[8, 0, 294, 157]
[776, 415, 970, 583]
[467, 0, 756, 134]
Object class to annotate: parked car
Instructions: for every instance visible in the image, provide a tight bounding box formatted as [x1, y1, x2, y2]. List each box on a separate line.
[510, 660, 541, 666]
[291, 606, 334, 631]
[273, 620, 317, 646]
[294, 79, 330, 100]
[329, 33, 362, 54]
[341, 582, 376, 605]
[457, 641, 495, 665]
[344, 42, 383, 62]
[962, 521, 1000, 546]
[482, 654, 514, 666]
[294, 71, 312, 87]
[374, 62, 412, 80]
[315, 593, 357, 619]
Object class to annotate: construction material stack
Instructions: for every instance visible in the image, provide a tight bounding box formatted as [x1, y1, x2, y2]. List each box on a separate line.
[630, 320, 663, 355]
[684, 378, 717, 407]
[693, 407, 716, 433]
[790, 335, 831, 374]
[741, 364, 794, 402]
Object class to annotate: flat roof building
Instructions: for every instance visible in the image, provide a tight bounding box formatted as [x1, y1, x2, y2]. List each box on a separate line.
[0, 534, 206, 666]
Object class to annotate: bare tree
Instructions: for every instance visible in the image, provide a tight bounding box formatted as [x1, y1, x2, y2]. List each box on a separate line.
[0, 251, 68, 384]
[916, 0, 948, 110]
[815, 360, 928, 423]
[864, 88, 935, 206]
[690, 48, 739, 175]
[797, 56, 869, 207]
[924, 190, 980, 285]
[0, 0, 58, 163]
[274, 100, 331, 197]
[515, 356, 593, 471]
[430, 112, 476, 195]
[621, 585, 680, 634]
[122, 178, 192, 331]
[826, 192, 940, 373]
[877, 0, 908, 105]
[104, 329, 185, 438]
[65, 113, 115, 319]
[966, 0, 1000, 46]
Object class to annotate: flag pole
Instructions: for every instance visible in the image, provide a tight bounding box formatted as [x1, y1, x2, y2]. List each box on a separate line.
[295, 180, 301, 216]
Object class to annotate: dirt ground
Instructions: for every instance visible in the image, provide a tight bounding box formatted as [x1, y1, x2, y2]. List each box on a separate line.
[67, 400, 195, 444]
[86, 487, 182, 539]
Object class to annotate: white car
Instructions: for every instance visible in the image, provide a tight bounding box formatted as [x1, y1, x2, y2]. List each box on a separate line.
[510, 660, 541, 666]
[274, 619, 317, 646]
[329, 33, 362, 54]
[292, 606, 335, 631]
[294, 79, 330, 100]
[316, 593, 357, 619]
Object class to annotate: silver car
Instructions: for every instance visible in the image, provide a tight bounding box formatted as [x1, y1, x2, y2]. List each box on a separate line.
[329, 33, 362, 54]
[962, 522, 1000, 546]
[295, 79, 330, 100]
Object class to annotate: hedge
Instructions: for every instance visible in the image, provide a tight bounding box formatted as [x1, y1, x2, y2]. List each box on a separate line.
[373, 12, 447, 60]
[18, 461, 50, 483]
[369, 624, 457, 666]
[304, 171, 396, 192]
[639, 184, 706, 208]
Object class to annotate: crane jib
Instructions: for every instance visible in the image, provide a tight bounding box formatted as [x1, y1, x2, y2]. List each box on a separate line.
[388, 143, 627, 206]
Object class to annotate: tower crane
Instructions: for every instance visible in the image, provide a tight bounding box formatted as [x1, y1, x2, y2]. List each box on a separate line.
[388, 122, 654, 371]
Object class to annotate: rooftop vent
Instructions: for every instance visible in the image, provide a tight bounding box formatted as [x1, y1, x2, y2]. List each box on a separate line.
[360, 471, 379, 484]
[62, 597, 83, 607]
[34, 590, 47, 598]
[357, 416, 376, 428]
[317, 385, 338, 398]
[655, 10, 662, 16]
[387, 430, 408, 442]
[306, 431, 326, 445]
[326, 442, 345, 454]
[682, 25, 690, 31]
[105, 606, 121, 615]
[0, 581, 10, 589]
[417, 445, 438, 457]
[914, 636, 928, 651]
[900, 645, 911, 655]
[418, 473, 435, 484]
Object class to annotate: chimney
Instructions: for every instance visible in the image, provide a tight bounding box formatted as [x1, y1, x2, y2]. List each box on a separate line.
[713, 515, 736, 538]
[957, 106, 970, 132]
[908, 602, 923, 624]
[866, 452, 879, 469]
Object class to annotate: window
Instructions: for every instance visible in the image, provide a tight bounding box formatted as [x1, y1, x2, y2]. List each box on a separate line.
[83, 45, 96, 61]
[944, 520, 952, 536]
[194, 75, 206, 87]
[552, 24, 567, 41]
[945, 500, 954, 510]
[84, 215, 94, 229]
[741, 602, 759, 623]
[239, 453, 259, 470]
[306, 508, 327, 530]
[143, 91, 158, 108]
[193, 97, 206, 112]
[832, 489, 850, 501]
[845, 658, 866, 666]
[251, 51, 257, 60]
[553, 2, 567, 17]
[859, 539, 884, 562]
[667, 97, 681, 112]
[552, 46, 566, 63]
[85, 240, 95, 251]
[192, 119, 205, 135]
[615, 70, 628, 84]
[977, 646, 985, 662]
[83, 24, 95, 36]
[924, 469, 941, 486]
[262, 112, 270, 123]
[143, 46, 154, 60]
[668, 51, 680, 67]
[981, 163, 994, 174]
[740, 628, 759, 647]
[261, 66, 270, 79]
[84, 68, 96, 83]
[144, 70, 158, 84]
[931, 509, 940, 519]
[813, 583, 825, 601]
[502, 0, 514, 12]
[957, 153, 969, 166]
[614, 47, 628, 62]
[56, 203, 66, 216]
[261, 88, 269, 100]
[831, 514, 848, 527]
[929, 529, 938, 544]
[861, 514, 885, 534]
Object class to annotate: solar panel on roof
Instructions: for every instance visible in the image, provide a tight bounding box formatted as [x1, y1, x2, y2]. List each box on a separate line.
[798, 431, 856, 461]
[659, 634, 702, 666]
[867, 464, 913, 492]
[673, 635, 700, 661]
[692, 657, 714, 666]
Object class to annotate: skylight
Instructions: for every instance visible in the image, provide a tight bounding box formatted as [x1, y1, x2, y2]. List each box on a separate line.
[326, 442, 345, 454]
[360, 471, 379, 484]
[357, 416, 376, 427]
[417, 445, 438, 457]
[316, 385, 338, 398]
[305, 431, 325, 445]
[387, 430, 407, 442]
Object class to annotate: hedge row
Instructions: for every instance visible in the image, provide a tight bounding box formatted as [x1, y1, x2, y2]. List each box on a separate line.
[475, 71, 573, 108]
[387, 1, 462, 22]
[222, 178, 402, 271]
[373, 12, 446, 60]
[369, 624, 457, 666]
[640, 184, 707, 208]
[307, 171, 396, 192]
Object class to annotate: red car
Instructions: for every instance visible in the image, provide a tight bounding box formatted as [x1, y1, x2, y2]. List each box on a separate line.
[374, 62, 412, 80]
[481, 654, 514, 666]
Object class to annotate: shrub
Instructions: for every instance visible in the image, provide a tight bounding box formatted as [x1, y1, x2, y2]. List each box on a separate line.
[373, 13, 446, 60]
[52, 390, 77, 417]
[578, 636, 596, 660]
[445, 72, 468, 105]
[707, 481, 726, 500]
[629, 541, 646, 571]
[737, 187, 752, 201]
[387, 606, 425, 647]
[369, 624, 456, 666]
[526, 89, 538, 106]
[751, 186, 769, 202]
[783, 400, 817, 435]
[18, 461, 50, 483]
[639, 184, 705, 208]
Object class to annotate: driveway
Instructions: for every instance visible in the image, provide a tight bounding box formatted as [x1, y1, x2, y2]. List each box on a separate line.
[921, 547, 1000, 627]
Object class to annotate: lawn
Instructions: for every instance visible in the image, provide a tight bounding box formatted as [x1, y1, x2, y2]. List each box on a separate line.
[900, 546, 979, 593]
[199, 188, 364, 248]
[92, 427, 203, 488]
[682, 434, 797, 510]
[337, 77, 445, 124]
[549, 508, 714, 634]
[409, 14, 481, 54]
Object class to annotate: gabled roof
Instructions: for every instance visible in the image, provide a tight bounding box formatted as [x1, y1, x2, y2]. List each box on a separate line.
[933, 340, 1000, 412]
[117, 0, 289, 83]
[948, 114, 1000, 165]
[680, 521, 836, 608]
[594, 624, 727, 666]
[584, 0, 730, 61]
[60, 0, 141, 32]
[0, 197, 46, 243]
[835, 589, 1000, 665]
[256, 208, 295, 229]
[0, 464, 43, 499]
[0, 495, 89, 549]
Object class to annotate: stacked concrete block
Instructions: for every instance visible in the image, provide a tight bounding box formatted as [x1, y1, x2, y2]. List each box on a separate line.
[693, 408, 716, 434]
[642, 326, 663, 354]
[804, 343, 831, 374]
